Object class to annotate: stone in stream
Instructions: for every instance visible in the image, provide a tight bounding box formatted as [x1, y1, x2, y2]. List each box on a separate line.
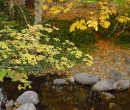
[74, 72, 98, 85]
[101, 92, 115, 100]
[116, 80, 130, 90]
[16, 91, 39, 105]
[92, 79, 117, 92]
[16, 103, 36, 110]
[109, 68, 123, 81]
[68, 77, 75, 84]
[53, 79, 67, 85]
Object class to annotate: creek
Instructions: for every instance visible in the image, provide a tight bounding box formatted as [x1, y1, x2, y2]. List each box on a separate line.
[0, 74, 130, 110]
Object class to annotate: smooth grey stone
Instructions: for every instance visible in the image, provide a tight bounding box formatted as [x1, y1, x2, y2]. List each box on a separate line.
[68, 77, 75, 84]
[53, 79, 67, 85]
[116, 80, 130, 90]
[16, 103, 36, 110]
[110, 68, 123, 80]
[92, 79, 117, 92]
[16, 91, 38, 105]
[74, 72, 98, 85]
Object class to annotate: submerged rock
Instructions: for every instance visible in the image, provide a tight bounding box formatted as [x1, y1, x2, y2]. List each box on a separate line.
[116, 80, 130, 90]
[110, 68, 123, 80]
[16, 103, 36, 110]
[53, 79, 67, 85]
[101, 92, 115, 100]
[92, 79, 117, 92]
[16, 91, 39, 105]
[74, 72, 98, 85]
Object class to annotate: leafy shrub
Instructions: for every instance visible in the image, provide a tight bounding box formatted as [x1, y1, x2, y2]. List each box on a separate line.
[42, 19, 97, 52]
[0, 15, 24, 31]
[0, 23, 93, 89]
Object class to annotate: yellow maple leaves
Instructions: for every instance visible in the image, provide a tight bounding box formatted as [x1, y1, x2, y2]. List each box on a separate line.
[87, 20, 98, 31]
[116, 14, 130, 23]
[42, 4, 48, 10]
[70, 19, 87, 32]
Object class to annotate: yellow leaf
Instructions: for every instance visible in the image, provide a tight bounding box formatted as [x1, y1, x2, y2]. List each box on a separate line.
[116, 17, 124, 23]
[53, 9, 61, 14]
[59, 0, 64, 2]
[64, 8, 70, 13]
[103, 21, 110, 29]
[80, 25, 87, 30]
[42, 0, 45, 2]
[42, 4, 48, 10]
[47, 0, 52, 3]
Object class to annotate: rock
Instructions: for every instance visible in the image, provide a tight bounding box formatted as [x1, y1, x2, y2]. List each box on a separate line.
[101, 92, 115, 100]
[116, 80, 130, 90]
[92, 79, 117, 92]
[74, 72, 98, 85]
[110, 68, 123, 80]
[68, 77, 75, 84]
[16, 91, 38, 105]
[16, 103, 36, 110]
[53, 79, 67, 85]
[5, 100, 14, 108]
[0, 88, 7, 109]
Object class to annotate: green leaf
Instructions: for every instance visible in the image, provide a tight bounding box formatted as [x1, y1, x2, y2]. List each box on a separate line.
[0, 69, 7, 82]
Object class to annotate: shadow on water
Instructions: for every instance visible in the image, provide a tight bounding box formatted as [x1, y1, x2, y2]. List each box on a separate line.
[1, 74, 130, 110]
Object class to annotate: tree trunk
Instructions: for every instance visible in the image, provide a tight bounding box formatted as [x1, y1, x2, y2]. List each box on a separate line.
[34, 0, 42, 24]
[9, 0, 14, 18]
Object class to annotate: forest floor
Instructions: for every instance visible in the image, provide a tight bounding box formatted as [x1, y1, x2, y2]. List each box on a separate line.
[43, 3, 130, 77]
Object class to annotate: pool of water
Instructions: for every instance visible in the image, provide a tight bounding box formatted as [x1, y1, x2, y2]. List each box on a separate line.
[1, 74, 130, 110]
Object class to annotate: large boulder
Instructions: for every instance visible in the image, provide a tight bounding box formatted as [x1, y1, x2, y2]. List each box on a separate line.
[116, 80, 130, 90]
[110, 68, 123, 81]
[92, 79, 117, 92]
[74, 72, 98, 85]
[16, 103, 36, 110]
[16, 91, 39, 105]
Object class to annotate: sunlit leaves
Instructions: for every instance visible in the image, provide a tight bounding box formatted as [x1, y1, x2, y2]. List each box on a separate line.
[87, 20, 98, 31]
[47, 0, 53, 3]
[42, 0, 79, 15]
[116, 15, 130, 23]
[43, 4, 48, 10]
[70, 19, 87, 32]
[64, 8, 70, 13]
[100, 20, 111, 29]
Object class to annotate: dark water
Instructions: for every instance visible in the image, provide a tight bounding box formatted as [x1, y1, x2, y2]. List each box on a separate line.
[1, 74, 130, 110]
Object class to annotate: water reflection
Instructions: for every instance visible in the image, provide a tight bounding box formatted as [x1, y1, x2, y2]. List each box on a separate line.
[0, 75, 130, 110]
